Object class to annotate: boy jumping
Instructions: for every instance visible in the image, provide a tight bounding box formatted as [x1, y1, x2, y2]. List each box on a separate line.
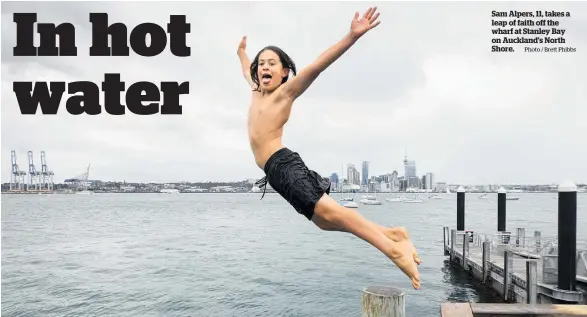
[237, 7, 421, 289]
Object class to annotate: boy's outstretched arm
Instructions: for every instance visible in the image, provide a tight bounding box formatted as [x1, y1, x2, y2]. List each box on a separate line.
[237, 36, 255, 89]
[281, 7, 381, 100]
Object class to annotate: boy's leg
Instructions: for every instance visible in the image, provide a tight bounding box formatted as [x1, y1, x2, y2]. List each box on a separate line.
[311, 194, 422, 290]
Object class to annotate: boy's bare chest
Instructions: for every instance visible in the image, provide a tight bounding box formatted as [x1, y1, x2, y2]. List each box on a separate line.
[249, 96, 279, 121]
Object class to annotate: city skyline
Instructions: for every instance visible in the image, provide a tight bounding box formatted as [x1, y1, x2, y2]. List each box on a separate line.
[2, 2, 587, 184]
[330, 156, 437, 193]
[3, 148, 587, 186]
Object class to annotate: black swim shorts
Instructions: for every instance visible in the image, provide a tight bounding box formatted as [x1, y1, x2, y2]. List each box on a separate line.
[255, 148, 331, 220]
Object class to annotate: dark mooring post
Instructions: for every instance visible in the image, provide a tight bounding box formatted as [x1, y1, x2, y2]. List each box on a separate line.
[457, 186, 465, 231]
[497, 187, 507, 232]
[558, 180, 577, 291]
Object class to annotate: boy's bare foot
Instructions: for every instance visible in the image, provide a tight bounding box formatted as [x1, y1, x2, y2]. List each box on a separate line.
[310, 196, 422, 289]
[382, 226, 422, 289]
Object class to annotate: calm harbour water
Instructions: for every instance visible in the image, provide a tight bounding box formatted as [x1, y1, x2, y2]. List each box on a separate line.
[2, 192, 586, 316]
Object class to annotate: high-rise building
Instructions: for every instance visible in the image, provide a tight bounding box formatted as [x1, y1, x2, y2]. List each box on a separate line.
[330, 173, 339, 183]
[414, 178, 420, 190]
[391, 171, 399, 183]
[390, 171, 399, 191]
[426, 172, 435, 190]
[361, 161, 369, 186]
[406, 161, 416, 178]
[403, 155, 418, 190]
[347, 164, 360, 185]
[330, 173, 339, 190]
[403, 155, 417, 184]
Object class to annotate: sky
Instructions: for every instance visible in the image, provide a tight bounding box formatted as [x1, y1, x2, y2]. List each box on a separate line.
[2, 1, 586, 185]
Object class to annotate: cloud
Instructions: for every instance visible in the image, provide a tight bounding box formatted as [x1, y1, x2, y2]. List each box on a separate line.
[2, 1, 586, 184]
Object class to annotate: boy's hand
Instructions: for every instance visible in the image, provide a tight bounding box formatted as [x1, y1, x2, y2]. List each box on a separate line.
[237, 36, 247, 53]
[350, 7, 381, 39]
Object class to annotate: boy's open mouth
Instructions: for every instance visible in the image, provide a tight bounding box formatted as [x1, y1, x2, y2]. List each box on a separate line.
[261, 74, 272, 85]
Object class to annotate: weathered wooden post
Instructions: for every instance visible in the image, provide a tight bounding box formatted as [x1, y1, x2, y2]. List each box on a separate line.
[558, 180, 577, 292]
[450, 229, 456, 262]
[482, 241, 491, 284]
[457, 186, 465, 231]
[516, 228, 525, 247]
[462, 232, 468, 269]
[503, 250, 513, 300]
[362, 286, 405, 317]
[534, 231, 541, 254]
[443, 226, 449, 256]
[526, 260, 538, 304]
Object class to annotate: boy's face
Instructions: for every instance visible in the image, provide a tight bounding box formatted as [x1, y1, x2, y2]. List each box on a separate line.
[257, 50, 288, 92]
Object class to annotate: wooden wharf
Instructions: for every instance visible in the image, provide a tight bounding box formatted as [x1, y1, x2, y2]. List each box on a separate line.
[441, 182, 586, 306]
[360, 181, 587, 316]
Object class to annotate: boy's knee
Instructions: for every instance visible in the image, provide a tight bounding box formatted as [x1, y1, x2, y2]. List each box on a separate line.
[312, 197, 344, 230]
[313, 216, 337, 231]
[311, 210, 339, 231]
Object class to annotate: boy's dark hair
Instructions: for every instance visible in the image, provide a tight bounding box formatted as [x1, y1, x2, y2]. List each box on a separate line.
[250, 46, 297, 91]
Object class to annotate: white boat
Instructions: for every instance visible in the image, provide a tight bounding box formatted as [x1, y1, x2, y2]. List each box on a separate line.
[343, 201, 359, 208]
[478, 193, 488, 199]
[76, 190, 93, 195]
[359, 194, 374, 204]
[360, 184, 382, 205]
[386, 197, 404, 202]
[429, 194, 442, 199]
[503, 187, 519, 200]
[160, 189, 180, 194]
[402, 186, 423, 204]
[402, 173, 423, 203]
[362, 199, 382, 205]
[339, 186, 355, 203]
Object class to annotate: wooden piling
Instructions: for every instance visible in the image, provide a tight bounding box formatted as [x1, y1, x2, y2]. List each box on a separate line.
[504, 250, 513, 300]
[534, 231, 541, 254]
[526, 260, 538, 304]
[450, 229, 456, 262]
[362, 286, 405, 317]
[443, 226, 449, 256]
[520, 228, 525, 247]
[462, 232, 468, 269]
[482, 241, 490, 284]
